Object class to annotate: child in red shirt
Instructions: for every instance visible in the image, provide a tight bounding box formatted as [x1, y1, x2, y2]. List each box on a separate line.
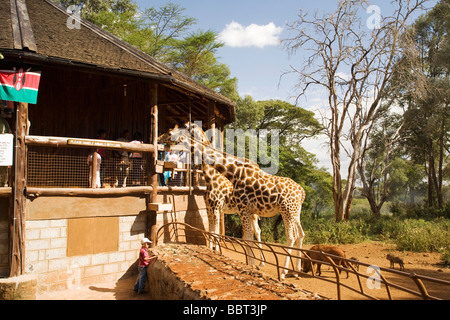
[133, 238, 157, 294]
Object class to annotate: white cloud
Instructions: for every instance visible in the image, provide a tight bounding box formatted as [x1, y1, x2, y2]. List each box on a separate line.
[219, 21, 283, 48]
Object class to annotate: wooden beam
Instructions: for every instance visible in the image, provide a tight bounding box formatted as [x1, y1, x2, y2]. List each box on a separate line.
[25, 186, 206, 197]
[90, 151, 99, 189]
[10, 102, 28, 276]
[25, 135, 157, 153]
[0, 187, 12, 197]
[147, 82, 159, 246]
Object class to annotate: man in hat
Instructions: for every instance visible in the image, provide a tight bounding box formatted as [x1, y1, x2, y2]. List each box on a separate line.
[133, 238, 157, 294]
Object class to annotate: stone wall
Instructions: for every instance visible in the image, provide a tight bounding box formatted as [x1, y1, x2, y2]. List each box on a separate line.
[0, 274, 37, 300]
[146, 244, 322, 300]
[1, 192, 209, 296]
[22, 206, 208, 294]
[25, 215, 146, 293]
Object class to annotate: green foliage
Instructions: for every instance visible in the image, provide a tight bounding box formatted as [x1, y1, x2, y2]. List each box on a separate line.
[55, 0, 239, 99]
[302, 217, 367, 245]
[390, 202, 450, 219]
[394, 218, 450, 252]
[255, 201, 449, 267]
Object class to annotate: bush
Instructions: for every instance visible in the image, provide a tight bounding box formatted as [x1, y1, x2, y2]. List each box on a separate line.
[226, 203, 449, 263]
[302, 216, 367, 245]
[390, 202, 450, 220]
[394, 218, 450, 252]
[441, 249, 450, 267]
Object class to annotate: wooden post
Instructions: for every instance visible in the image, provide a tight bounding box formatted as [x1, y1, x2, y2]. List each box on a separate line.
[147, 83, 158, 247]
[10, 102, 28, 276]
[207, 101, 216, 149]
[217, 118, 224, 152]
[207, 102, 225, 234]
[90, 151, 98, 188]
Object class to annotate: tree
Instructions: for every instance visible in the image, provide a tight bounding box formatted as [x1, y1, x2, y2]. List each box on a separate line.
[283, 0, 429, 221]
[167, 30, 238, 98]
[357, 110, 404, 216]
[137, 2, 197, 61]
[56, 1, 239, 99]
[392, 0, 450, 208]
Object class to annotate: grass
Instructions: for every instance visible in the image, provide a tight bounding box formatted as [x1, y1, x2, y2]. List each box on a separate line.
[255, 200, 450, 266]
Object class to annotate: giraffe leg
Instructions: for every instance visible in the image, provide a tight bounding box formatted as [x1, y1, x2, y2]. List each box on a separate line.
[206, 207, 214, 251]
[207, 206, 220, 251]
[295, 220, 305, 274]
[251, 214, 265, 266]
[281, 235, 296, 280]
[240, 211, 256, 265]
[212, 209, 221, 252]
[281, 213, 302, 279]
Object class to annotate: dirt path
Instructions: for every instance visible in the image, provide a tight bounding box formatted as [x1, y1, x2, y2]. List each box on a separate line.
[38, 241, 449, 300]
[221, 241, 450, 300]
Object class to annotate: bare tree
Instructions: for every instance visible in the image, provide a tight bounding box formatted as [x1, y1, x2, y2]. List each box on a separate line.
[357, 110, 404, 216]
[282, 0, 429, 221]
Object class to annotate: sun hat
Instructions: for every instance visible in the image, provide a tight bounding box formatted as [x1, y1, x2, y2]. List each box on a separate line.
[141, 238, 152, 244]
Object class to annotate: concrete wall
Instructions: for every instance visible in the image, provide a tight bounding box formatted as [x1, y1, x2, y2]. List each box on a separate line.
[24, 215, 146, 293]
[0, 193, 209, 294]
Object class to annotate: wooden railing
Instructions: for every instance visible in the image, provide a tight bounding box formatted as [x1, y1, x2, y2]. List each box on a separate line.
[156, 222, 450, 300]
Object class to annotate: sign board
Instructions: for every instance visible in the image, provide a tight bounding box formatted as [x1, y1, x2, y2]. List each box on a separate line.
[0, 134, 14, 166]
[68, 139, 122, 149]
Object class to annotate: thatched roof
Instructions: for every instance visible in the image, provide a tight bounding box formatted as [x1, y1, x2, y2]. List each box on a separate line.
[0, 0, 235, 122]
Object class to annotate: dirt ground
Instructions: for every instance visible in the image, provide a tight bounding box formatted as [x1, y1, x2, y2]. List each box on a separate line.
[220, 241, 450, 300]
[37, 241, 449, 300]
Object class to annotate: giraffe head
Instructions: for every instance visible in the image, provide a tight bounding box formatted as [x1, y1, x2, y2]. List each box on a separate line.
[159, 122, 212, 149]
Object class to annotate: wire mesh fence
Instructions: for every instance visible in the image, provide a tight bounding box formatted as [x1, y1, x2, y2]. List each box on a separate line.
[27, 147, 201, 188]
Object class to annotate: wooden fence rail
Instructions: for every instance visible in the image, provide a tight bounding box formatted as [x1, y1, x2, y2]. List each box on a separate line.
[156, 222, 450, 300]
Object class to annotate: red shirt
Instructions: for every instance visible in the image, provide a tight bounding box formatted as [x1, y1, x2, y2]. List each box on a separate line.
[139, 247, 150, 267]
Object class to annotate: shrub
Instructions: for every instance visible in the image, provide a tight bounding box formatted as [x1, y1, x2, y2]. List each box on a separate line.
[302, 216, 367, 245]
[394, 218, 450, 252]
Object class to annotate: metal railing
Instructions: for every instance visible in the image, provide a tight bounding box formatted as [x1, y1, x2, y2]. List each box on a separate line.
[156, 222, 450, 300]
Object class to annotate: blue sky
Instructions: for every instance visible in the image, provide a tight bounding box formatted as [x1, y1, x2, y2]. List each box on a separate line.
[135, 0, 344, 101]
[135, 0, 433, 173]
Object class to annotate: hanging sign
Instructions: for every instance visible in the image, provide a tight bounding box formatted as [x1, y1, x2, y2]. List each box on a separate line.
[0, 134, 14, 166]
[0, 65, 41, 104]
[68, 139, 122, 149]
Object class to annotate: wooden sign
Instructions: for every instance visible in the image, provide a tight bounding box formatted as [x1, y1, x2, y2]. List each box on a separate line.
[68, 139, 122, 149]
[0, 134, 14, 166]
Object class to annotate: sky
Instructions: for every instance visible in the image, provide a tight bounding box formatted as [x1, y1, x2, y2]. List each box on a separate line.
[135, 0, 335, 101]
[135, 0, 432, 174]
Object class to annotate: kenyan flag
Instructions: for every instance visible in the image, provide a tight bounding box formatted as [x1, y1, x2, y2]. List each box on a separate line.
[0, 65, 41, 104]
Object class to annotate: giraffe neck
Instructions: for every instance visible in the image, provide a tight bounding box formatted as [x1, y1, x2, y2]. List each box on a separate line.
[197, 140, 253, 183]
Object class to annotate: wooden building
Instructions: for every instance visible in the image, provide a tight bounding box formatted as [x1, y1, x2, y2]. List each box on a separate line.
[0, 0, 235, 293]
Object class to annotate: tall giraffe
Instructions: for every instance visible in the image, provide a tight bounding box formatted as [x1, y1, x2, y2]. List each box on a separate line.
[203, 162, 262, 254]
[167, 123, 306, 279]
[159, 131, 263, 259]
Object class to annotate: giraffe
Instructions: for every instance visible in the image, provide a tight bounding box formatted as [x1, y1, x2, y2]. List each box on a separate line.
[160, 128, 264, 263]
[203, 162, 263, 263]
[159, 132, 262, 242]
[166, 123, 306, 279]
